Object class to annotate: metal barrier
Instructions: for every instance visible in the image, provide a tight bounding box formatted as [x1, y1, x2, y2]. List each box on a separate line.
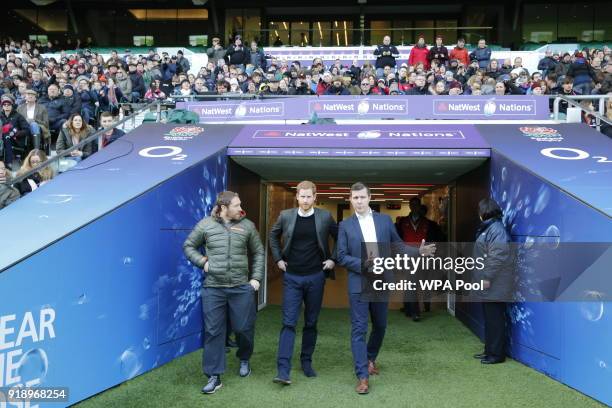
[8, 101, 163, 188]
[552, 94, 612, 131]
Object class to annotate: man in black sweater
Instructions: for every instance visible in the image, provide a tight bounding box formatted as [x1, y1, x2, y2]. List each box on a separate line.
[269, 181, 338, 385]
[373, 35, 399, 78]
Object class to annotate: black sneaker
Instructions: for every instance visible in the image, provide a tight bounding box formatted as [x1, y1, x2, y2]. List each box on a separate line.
[239, 360, 251, 377]
[202, 375, 222, 394]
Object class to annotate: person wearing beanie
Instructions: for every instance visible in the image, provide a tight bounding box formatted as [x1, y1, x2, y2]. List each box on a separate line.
[323, 75, 350, 95]
[567, 51, 596, 95]
[63, 83, 82, 115]
[409, 34, 430, 70]
[530, 81, 543, 96]
[448, 80, 463, 95]
[1, 94, 31, 169]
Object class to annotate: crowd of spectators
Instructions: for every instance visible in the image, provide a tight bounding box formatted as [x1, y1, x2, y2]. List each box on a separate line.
[1, 34, 611, 207]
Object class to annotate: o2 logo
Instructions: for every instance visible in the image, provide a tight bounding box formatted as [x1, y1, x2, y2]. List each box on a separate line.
[540, 147, 611, 163]
[138, 146, 187, 161]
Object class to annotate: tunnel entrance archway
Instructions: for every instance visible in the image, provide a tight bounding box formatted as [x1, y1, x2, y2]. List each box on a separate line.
[227, 154, 490, 310]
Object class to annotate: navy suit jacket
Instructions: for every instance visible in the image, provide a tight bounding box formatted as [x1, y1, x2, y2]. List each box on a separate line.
[337, 211, 418, 294]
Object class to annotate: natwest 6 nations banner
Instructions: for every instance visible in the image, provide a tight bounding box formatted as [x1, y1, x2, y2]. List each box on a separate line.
[179, 95, 550, 122]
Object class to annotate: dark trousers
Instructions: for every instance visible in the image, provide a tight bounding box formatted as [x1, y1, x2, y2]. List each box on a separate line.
[277, 271, 325, 377]
[482, 302, 507, 359]
[349, 293, 388, 379]
[201, 284, 256, 376]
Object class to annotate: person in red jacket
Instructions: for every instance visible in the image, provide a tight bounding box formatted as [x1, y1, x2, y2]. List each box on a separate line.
[408, 35, 430, 70]
[449, 37, 469, 67]
[316, 72, 333, 95]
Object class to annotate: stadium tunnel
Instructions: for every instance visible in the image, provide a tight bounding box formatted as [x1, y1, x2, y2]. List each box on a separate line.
[0, 122, 610, 406]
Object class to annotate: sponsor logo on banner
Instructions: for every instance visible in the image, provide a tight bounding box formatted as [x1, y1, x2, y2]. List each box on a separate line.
[253, 129, 465, 139]
[0, 308, 57, 389]
[195, 102, 284, 119]
[434, 98, 536, 116]
[164, 126, 205, 141]
[309, 99, 408, 116]
[519, 126, 564, 142]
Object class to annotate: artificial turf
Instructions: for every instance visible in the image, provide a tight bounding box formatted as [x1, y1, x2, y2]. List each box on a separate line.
[74, 305, 605, 408]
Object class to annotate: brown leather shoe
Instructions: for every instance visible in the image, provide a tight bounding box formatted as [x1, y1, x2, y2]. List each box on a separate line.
[355, 378, 369, 394]
[368, 360, 379, 375]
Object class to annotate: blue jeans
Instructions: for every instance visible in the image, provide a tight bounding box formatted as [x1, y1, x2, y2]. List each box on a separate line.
[29, 122, 41, 149]
[277, 271, 325, 377]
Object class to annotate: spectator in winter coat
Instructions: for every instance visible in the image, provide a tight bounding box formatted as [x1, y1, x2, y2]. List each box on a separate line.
[469, 39, 492, 69]
[409, 35, 430, 70]
[373, 36, 400, 77]
[249, 41, 267, 71]
[226, 36, 250, 69]
[449, 38, 469, 67]
[206, 36, 227, 66]
[428, 35, 449, 67]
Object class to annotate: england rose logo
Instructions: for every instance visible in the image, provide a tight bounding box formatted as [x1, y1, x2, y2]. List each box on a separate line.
[519, 127, 563, 142]
[168, 126, 204, 137]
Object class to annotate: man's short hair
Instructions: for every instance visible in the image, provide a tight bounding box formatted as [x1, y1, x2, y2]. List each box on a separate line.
[100, 111, 114, 120]
[350, 182, 370, 196]
[563, 77, 574, 84]
[296, 180, 317, 194]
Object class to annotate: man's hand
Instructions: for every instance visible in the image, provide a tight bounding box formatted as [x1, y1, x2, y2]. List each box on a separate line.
[277, 260, 287, 271]
[419, 239, 436, 257]
[322, 259, 335, 270]
[203, 261, 209, 273]
[249, 279, 260, 291]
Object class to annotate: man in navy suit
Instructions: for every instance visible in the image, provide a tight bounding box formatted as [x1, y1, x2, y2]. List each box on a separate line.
[337, 182, 435, 394]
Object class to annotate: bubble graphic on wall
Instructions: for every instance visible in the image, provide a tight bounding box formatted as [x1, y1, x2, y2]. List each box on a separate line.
[501, 167, 508, 182]
[139, 304, 150, 320]
[512, 183, 521, 200]
[18, 348, 49, 385]
[143, 337, 151, 350]
[120, 349, 142, 379]
[544, 225, 561, 249]
[534, 186, 551, 215]
[580, 291, 604, 322]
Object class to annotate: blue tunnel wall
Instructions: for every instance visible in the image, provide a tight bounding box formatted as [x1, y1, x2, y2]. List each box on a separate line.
[0, 150, 227, 406]
[456, 149, 612, 406]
